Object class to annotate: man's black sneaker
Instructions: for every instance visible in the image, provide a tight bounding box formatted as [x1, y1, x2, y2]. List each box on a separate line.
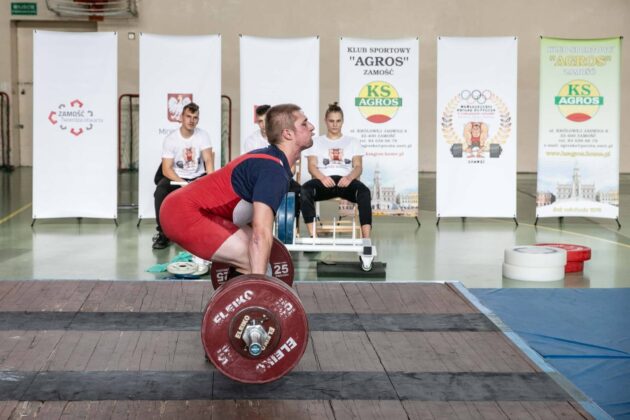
[152, 232, 170, 249]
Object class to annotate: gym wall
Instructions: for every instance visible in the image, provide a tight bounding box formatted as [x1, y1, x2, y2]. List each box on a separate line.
[0, 0, 628, 171]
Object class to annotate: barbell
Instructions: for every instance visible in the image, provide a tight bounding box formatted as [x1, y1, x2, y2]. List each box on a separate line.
[202, 244, 307, 384]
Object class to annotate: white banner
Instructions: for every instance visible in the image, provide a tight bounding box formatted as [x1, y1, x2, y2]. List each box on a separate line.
[240, 36, 319, 156]
[339, 37, 419, 216]
[32, 31, 117, 219]
[138, 33, 221, 219]
[536, 37, 621, 219]
[436, 37, 518, 218]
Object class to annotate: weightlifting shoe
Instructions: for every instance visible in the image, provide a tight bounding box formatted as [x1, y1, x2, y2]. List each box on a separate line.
[152, 232, 170, 249]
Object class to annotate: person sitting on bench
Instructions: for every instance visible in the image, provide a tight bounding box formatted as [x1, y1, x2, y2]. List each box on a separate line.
[153, 102, 214, 249]
[300, 102, 372, 239]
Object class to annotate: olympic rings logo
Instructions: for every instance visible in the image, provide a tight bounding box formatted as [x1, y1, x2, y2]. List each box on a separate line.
[459, 89, 493, 105]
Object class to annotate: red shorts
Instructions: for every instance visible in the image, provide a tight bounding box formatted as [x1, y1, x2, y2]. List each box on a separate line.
[160, 189, 239, 261]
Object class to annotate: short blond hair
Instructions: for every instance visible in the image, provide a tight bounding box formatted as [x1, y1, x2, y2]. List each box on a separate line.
[265, 104, 301, 145]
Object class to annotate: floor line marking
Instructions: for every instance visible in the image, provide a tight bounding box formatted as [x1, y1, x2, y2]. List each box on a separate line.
[517, 222, 630, 249]
[0, 203, 32, 225]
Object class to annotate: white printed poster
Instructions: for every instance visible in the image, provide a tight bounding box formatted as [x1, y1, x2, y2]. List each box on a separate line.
[339, 37, 419, 216]
[32, 31, 118, 219]
[138, 33, 221, 219]
[536, 37, 621, 219]
[436, 37, 518, 218]
[240, 36, 319, 156]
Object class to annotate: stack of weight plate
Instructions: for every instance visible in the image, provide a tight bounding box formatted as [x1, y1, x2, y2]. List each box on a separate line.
[534, 243, 591, 273]
[166, 255, 210, 279]
[503, 246, 567, 281]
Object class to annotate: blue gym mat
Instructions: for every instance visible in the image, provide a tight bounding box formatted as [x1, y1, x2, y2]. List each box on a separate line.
[471, 288, 630, 419]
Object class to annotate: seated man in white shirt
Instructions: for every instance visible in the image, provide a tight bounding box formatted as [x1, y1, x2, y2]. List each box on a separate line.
[301, 102, 372, 239]
[242, 104, 271, 153]
[153, 102, 214, 249]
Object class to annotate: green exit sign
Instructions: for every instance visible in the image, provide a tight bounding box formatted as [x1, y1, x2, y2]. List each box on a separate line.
[11, 2, 37, 16]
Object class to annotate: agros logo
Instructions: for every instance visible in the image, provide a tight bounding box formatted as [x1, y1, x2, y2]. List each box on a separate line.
[555, 80, 603, 122]
[355, 81, 402, 123]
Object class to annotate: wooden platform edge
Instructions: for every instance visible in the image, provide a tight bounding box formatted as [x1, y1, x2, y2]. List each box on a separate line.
[448, 281, 609, 420]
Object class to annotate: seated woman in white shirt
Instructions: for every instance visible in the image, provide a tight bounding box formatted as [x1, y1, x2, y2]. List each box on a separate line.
[301, 102, 372, 239]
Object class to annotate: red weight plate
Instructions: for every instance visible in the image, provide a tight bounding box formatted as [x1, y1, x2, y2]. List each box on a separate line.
[228, 306, 282, 358]
[269, 237, 294, 287]
[534, 243, 591, 262]
[210, 237, 294, 290]
[210, 262, 232, 289]
[565, 261, 584, 273]
[201, 274, 308, 384]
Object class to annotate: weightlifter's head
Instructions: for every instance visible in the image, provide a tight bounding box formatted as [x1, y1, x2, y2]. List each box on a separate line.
[265, 104, 314, 150]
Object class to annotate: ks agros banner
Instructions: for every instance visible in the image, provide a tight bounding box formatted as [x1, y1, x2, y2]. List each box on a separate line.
[340, 37, 419, 217]
[536, 37, 621, 219]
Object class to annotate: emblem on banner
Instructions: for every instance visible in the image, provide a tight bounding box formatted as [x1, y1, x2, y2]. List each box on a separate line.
[167, 93, 193, 122]
[554, 80, 602, 122]
[47, 99, 102, 137]
[355, 81, 402, 123]
[441, 89, 511, 160]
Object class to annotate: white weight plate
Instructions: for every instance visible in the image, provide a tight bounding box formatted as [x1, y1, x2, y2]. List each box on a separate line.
[504, 246, 566, 267]
[502, 262, 565, 282]
[193, 263, 209, 276]
[166, 261, 197, 275]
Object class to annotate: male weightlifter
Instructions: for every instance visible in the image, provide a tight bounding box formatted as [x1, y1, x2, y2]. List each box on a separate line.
[160, 104, 314, 275]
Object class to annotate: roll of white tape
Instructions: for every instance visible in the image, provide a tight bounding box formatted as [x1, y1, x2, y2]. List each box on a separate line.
[193, 263, 209, 276]
[166, 261, 197, 275]
[502, 262, 565, 282]
[504, 246, 566, 267]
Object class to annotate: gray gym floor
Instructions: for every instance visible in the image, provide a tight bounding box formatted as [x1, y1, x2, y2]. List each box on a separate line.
[1, 168, 629, 288]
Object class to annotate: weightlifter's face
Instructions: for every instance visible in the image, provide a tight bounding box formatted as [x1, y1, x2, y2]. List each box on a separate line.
[291, 111, 314, 150]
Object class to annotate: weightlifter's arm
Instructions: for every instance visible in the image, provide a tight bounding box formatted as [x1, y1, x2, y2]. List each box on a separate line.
[249, 202, 275, 275]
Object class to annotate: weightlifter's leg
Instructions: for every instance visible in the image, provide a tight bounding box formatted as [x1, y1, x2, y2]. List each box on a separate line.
[162, 198, 253, 273]
[211, 226, 253, 274]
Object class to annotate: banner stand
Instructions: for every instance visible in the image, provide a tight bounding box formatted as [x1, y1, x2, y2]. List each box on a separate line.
[33, 31, 119, 222]
[533, 216, 621, 230]
[339, 37, 420, 224]
[535, 37, 621, 225]
[240, 35, 319, 158]
[138, 34, 222, 224]
[436, 37, 518, 221]
[436, 216, 518, 227]
[31, 217, 119, 228]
